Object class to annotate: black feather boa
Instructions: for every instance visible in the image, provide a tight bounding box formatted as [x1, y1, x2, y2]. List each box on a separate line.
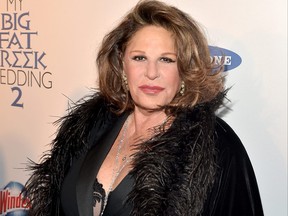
[25, 92, 226, 216]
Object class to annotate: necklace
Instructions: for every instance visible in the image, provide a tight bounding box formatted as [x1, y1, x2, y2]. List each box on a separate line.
[101, 116, 131, 215]
[100, 114, 170, 215]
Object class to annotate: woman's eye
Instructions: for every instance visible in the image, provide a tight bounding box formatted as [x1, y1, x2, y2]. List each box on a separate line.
[160, 57, 176, 63]
[132, 56, 146, 61]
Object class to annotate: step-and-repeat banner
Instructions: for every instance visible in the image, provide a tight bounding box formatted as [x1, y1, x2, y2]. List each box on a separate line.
[0, 0, 287, 215]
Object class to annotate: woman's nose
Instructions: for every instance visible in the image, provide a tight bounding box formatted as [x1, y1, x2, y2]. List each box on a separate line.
[145, 61, 159, 80]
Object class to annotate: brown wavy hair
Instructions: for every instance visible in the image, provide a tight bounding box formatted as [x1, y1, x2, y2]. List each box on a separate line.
[96, 0, 224, 114]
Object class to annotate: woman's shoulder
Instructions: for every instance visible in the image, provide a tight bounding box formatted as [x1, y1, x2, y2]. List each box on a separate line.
[213, 117, 257, 173]
[53, 93, 118, 150]
[214, 117, 247, 157]
[205, 118, 264, 216]
[213, 117, 258, 185]
[58, 93, 113, 127]
[67, 93, 108, 115]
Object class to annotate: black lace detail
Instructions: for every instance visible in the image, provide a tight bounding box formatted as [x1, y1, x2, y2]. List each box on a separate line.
[93, 178, 106, 210]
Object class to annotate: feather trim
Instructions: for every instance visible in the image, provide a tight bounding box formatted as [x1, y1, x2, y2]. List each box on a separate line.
[128, 92, 226, 216]
[25, 93, 118, 215]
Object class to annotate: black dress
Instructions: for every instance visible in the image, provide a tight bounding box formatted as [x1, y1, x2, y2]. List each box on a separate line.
[61, 114, 133, 216]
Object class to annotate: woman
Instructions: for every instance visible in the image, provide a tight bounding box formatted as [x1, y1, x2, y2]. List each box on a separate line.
[25, 0, 264, 215]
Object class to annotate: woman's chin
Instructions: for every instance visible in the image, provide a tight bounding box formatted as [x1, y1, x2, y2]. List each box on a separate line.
[134, 102, 164, 112]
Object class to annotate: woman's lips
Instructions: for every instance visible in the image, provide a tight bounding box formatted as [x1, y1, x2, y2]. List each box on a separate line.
[139, 85, 164, 94]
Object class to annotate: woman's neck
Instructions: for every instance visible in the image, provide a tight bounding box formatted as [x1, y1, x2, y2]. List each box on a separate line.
[128, 107, 168, 140]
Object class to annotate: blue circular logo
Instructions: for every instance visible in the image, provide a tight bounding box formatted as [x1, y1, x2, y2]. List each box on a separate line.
[209, 46, 242, 72]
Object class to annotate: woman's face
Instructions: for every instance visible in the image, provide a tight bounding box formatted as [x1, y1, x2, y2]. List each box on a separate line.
[123, 25, 181, 110]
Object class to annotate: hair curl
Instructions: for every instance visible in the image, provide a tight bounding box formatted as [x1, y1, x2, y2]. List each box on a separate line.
[96, 0, 224, 114]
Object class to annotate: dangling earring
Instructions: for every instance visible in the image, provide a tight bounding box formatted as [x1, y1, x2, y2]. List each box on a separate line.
[180, 81, 185, 95]
[122, 73, 129, 91]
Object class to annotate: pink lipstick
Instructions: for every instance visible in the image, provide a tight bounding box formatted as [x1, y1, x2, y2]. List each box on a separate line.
[139, 85, 164, 94]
